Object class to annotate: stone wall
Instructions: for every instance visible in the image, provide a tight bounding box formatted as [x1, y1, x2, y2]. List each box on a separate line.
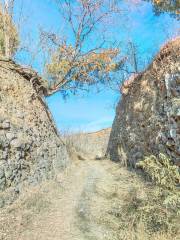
[0, 59, 69, 195]
[107, 38, 180, 167]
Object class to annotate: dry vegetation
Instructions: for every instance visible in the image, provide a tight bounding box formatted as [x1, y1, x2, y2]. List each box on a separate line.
[62, 128, 111, 160]
[112, 154, 180, 240]
[0, 1, 19, 58]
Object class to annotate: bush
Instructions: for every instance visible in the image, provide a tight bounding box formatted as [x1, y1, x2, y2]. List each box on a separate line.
[136, 153, 180, 190]
[115, 154, 180, 237]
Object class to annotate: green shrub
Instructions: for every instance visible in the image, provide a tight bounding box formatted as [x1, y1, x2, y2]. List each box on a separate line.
[136, 153, 180, 190]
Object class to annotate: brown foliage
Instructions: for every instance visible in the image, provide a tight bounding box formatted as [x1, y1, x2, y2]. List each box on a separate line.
[41, 0, 124, 96]
[146, 0, 180, 18]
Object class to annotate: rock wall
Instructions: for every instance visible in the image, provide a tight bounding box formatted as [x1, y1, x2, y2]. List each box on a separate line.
[0, 59, 69, 195]
[107, 38, 180, 167]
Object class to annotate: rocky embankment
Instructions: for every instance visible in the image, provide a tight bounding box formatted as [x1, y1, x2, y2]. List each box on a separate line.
[107, 38, 180, 166]
[0, 59, 69, 201]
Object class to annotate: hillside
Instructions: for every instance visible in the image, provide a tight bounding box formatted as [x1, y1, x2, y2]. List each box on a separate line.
[64, 128, 111, 159]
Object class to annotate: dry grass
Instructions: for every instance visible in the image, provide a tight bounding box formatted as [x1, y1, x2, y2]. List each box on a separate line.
[107, 154, 180, 240]
[62, 128, 110, 160]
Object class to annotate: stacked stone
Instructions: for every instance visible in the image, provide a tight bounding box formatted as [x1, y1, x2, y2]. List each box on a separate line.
[107, 38, 180, 166]
[0, 60, 69, 197]
[164, 73, 180, 164]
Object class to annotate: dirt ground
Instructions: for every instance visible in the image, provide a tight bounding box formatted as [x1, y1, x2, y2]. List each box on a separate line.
[0, 157, 176, 240]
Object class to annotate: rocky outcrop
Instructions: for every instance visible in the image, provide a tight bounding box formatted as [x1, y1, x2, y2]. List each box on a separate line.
[0, 59, 69, 196]
[107, 38, 180, 166]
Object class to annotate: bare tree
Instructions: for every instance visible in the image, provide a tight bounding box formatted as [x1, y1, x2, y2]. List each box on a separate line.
[128, 41, 139, 73]
[40, 0, 126, 96]
[4, 0, 13, 58]
[0, 0, 18, 59]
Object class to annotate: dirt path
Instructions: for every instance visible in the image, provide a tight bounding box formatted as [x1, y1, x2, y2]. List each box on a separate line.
[0, 158, 144, 240]
[20, 161, 88, 240]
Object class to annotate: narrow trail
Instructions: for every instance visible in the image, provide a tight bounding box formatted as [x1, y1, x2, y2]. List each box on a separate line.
[20, 161, 88, 240]
[0, 158, 144, 240]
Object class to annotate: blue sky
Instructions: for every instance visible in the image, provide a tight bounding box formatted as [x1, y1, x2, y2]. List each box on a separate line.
[14, 0, 179, 132]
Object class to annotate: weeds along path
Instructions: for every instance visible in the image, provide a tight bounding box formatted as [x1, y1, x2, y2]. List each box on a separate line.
[0, 158, 144, 240]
